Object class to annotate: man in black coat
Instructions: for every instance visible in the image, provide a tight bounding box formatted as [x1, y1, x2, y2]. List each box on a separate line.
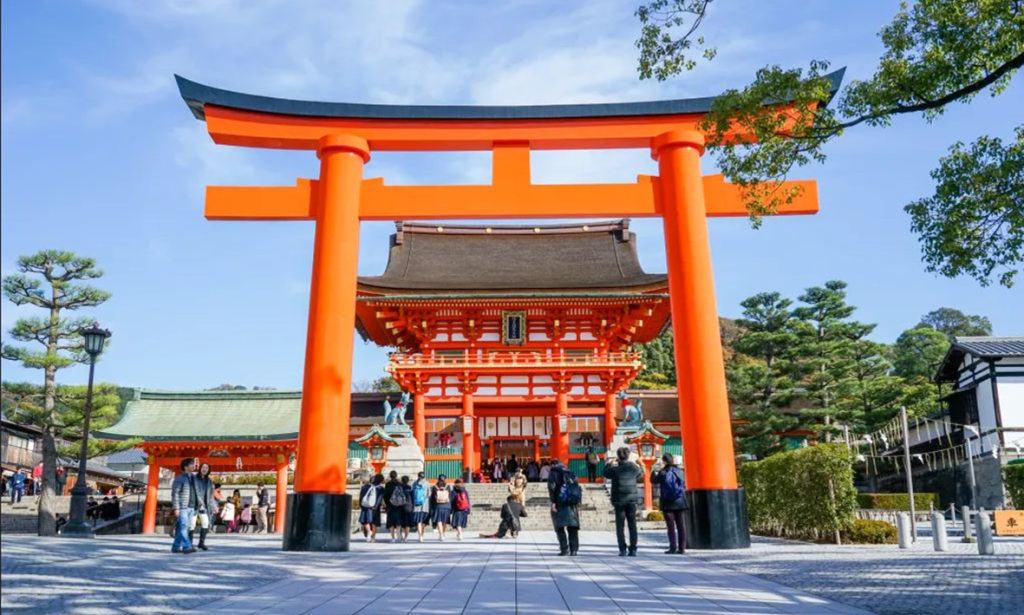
[603, 446, 641, 556]
[481, 495, 528, 539]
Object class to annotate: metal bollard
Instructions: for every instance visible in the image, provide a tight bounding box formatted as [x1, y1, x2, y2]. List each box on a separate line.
[961, 506, 973, 542]
[931, 512, 948, 552]
[975, 511, 995, 555]
[897, 512, 911, 549]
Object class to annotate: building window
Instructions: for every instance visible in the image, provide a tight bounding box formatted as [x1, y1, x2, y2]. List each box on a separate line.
[502, 311, 526, 346]
[9, 435, 35, 451]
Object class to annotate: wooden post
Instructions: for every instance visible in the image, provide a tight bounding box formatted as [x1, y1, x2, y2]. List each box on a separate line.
[555, 391, 570, 464]
[604, 391, 617, 446]
[142, 462, 160, 534]
[275, 461, 288, 533]
[642, 460, 654, 511]
[292, 135, 369, 494]
[414, 393, 427, 451]
[462, 392, 475, 473]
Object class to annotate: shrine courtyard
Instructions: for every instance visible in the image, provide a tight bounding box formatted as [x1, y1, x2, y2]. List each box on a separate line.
[2, 531, 1021, 615]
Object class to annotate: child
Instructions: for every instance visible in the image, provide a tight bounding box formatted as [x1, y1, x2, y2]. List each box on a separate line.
[450, 478, 472, 541]
[358, 474, 385, 542]
[430, 474, 453, 541]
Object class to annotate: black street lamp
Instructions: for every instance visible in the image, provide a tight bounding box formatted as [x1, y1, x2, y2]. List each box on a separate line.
[62, 324, 111, 538]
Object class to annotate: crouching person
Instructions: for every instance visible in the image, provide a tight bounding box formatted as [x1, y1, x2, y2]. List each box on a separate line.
[480, 495, 528, 539]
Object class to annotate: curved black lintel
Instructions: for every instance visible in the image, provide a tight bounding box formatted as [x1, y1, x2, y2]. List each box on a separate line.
[175, 68, 845, 122]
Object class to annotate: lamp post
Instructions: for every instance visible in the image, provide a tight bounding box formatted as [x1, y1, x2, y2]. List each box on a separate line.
[62, 324, 111, 538]
[355, 425, 399, 476]
[626, 420, 668, 513]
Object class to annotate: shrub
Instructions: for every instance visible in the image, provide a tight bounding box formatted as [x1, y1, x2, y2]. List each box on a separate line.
[646, 511, 664, 522]
[842, 519, 897, 544]
[856, 493, 940, 510]
[1004, 464, 1024, 508]
[740, 443, 857, 542]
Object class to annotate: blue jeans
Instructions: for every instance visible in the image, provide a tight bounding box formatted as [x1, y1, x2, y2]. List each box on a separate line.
[10, 487, 24, 504]
[172, 507, 195, 552]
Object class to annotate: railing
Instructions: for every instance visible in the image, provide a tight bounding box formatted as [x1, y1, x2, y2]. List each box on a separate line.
[389, 351, 642, 370]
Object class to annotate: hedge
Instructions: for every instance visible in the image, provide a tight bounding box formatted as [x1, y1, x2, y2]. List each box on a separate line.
[842, 519, 897, 544]
[856, 493, 940, 510]
[740, 443, 857, 542]
[1004, 464, 1024, 508]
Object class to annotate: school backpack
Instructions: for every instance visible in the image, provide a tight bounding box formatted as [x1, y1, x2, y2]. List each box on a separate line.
[661, 466, 684, 503]
[557, 470, 582, 506]
[413, 481, 427, 506]
[434, 485, 450, 504]
[361, 485, 378, 508]
[453, 489, 470, 512]
[389, 485, 407, 507]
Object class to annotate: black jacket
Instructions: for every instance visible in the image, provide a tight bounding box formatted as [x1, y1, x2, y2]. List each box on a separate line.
[602, 460, 641, 506]
[501, 501, 527, 533]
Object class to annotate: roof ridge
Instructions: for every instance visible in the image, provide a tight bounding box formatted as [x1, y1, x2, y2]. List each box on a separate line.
[954, 335, 1024, 342]
[396, 220, 629, 236]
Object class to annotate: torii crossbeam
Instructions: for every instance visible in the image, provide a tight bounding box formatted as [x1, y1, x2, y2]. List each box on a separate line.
[176, 70, 843, 551]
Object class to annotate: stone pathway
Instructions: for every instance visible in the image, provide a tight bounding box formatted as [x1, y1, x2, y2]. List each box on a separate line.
[2, 531, 871, 614]
[677, 532, 1024, 615]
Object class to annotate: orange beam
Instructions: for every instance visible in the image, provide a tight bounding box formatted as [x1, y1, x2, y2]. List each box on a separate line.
[204, 174, 817, 221]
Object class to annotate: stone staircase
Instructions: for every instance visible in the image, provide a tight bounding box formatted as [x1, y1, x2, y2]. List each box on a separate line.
[349, 483, 617, 532]
[1, 495, 143, 534]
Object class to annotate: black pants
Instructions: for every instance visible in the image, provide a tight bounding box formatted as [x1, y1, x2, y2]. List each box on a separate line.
[188, 527, 209, 546]
[555, 526, 579, 553]
[586, 463, 597, 482]
[614, 503, 638, 552]
[664, 508, 687, 552]
[495, 520, 519, 538]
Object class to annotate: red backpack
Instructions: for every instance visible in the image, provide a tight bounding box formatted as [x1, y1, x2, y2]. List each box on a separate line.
[453, 489, 470, 511]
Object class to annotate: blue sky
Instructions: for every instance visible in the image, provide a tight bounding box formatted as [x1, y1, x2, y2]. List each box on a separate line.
[2, 0, 1021, 390]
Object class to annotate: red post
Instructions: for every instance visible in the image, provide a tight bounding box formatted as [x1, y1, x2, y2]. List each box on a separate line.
[554, 391, 570, 465]
[292, 135, 369, 494]
[461, 392, 475, 473]
[274, 461, 288, 533]
[642, 460, 654, 511]
[142, 462, 160, 534]
[604, 391, 617, 446]
[652, 129, 737, 491]
[414, 393, 426, 451]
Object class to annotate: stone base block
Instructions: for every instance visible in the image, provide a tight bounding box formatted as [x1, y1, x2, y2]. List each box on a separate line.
[282, 493, 351, 552]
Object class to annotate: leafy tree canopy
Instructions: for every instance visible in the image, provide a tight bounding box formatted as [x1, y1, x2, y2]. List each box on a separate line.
[918, 306, 994, 338]
[636, 0, 1024, 286]
[892, 326, 951, 379]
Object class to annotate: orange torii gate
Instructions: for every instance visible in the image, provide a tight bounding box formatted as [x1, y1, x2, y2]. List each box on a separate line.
[176, 70, 842, 550]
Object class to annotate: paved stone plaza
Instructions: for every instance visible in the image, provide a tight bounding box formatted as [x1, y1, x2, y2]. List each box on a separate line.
[2, 530, 1020, 614]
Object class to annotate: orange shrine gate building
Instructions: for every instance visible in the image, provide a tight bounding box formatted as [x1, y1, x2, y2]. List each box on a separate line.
[356, 220, 672, 474]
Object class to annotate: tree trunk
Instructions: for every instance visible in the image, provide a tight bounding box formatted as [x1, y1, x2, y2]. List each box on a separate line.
[37, 427, 59, 536]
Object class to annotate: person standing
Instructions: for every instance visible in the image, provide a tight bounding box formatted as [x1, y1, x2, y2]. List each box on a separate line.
[585, 447, 600, 483]
[652, 453, 688, 554]
[411, 472, 431, 542]
[382, 471, 404, 542]
[9, 468, 26, 504]
[603, 447, 641, 557]
[547, 459, 581, 556]
[450, 478, 471, 541]
[170, 458, 198, 554]
[190, 462, 215, 551]
[399, 475, 415, 542]
[253, 482, 270, 534]
[359, 474, 384, 542]
[431, 474, 453, 541]
[539, 461, 551, 482]
[491, 459, 504, 483]
[507, 455, 519, 476]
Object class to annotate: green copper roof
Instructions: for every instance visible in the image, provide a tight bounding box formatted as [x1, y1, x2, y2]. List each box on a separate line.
[94, 389, 302, 441]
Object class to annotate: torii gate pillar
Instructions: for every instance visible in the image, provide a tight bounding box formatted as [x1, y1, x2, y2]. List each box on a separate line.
[282, 135, 368, 552]
[654, 130, 749, 548]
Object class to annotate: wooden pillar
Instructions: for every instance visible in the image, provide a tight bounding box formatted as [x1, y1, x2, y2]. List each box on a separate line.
[642, 460, 654, 511]
[533, 437, 541, 462]
[414, 393, 426, 450]
[142, 462, 160, 534]
[274, 461, 288, 533]
[554, 391, 570, 465]
[604, 391, 617, 446]
[461, 392, 475, 473]
[292, 134, 369, 494]
[653, 129, 736, 491]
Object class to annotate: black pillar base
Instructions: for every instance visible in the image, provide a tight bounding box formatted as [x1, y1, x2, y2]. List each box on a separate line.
[282, 493, 352, 552]
[686, 488, 750, 549]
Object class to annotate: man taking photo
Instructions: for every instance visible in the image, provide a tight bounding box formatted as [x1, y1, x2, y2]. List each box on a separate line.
[603, 446, 641, 556]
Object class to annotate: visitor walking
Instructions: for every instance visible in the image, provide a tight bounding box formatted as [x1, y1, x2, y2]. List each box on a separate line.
[507, 455, 519, 476]
[254, 482, 270, 534]
[431, 474, 453, 541]
[652, 453, 688, 554]
[585, 446, 600, 482]
[189, 462, 215, 551]
[508, 469, 528, 503]
[491, 459, 504, 483]
[383, 471, 405, 542]
[359, 474, 385, 542]
[603, 447, 641, 556]
[450, 478, 471, 541]
[525, 460, 540, 482]
[411, 472, 431, 542]
[547, 459, 581, 556]
[8, 467, 26, 504]
[539, 461, 551, 482]
[170, 458, 198, 554]
[224, 489, 242, 532]
[480, 495, 527, 539]
[399, 475, 415, 542]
